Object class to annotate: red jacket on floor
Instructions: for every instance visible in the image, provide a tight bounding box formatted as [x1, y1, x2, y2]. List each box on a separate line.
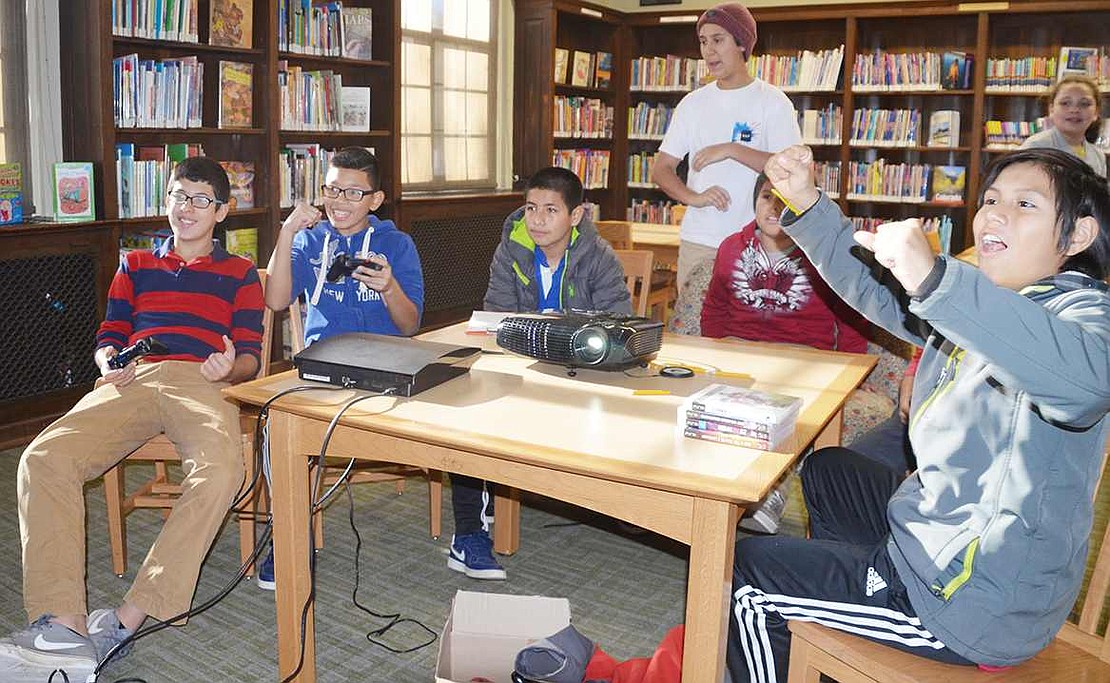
[583, 625, 684, 683]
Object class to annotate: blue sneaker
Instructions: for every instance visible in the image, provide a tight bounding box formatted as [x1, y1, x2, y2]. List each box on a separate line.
[256, 547, 275, 591]
[448, 531, 506, 580]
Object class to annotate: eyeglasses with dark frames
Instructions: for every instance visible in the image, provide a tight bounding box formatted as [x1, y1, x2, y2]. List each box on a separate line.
[167, 190, 222, 210]
[320, 185, 378, 201]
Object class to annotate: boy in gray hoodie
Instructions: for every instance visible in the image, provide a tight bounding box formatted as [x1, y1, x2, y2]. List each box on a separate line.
[723, 146, 1110, 681]
[443, 167, 632, 581]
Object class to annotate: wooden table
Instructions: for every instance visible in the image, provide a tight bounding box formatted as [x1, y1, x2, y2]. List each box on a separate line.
[225, 327, 874, 682]
[630, 221, 680, 270]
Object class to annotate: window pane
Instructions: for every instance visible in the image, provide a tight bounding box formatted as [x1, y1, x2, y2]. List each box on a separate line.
[403, 136, 433, 184]
[443, 47, 466, 89]
[401, 3, 432, 32]
[466, 93, 488, 135]
[467, 0, 491, 42]
[402, 40, 431, 87]
[467, 137, 489, 179]
[466, 51, 488, 91]
[443, 91, 466, 134]
[402, 87, 431, 135]
[443, 137, 467, 181]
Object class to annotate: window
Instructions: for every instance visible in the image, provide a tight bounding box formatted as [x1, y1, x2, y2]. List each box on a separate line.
[401, 0, 497, 191]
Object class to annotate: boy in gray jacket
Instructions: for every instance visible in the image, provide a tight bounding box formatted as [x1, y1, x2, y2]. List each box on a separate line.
[723, 146, 1110, 682]
[443, 167, 631, 582]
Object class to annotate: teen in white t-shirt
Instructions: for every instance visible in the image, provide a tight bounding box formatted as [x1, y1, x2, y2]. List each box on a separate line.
[652, 8, 801, 290]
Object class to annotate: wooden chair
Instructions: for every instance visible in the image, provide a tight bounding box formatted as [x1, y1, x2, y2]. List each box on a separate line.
[614, 249, 653, 317]
[102, 269, 275, 577]
[787, 443, 1110, 683]
[284, 292, 443, 549]
[597, 220, 677, 323]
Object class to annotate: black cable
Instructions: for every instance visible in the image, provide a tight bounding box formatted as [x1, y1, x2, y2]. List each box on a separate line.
[280, 387, 402, 683]
[345, 482, 438, 654]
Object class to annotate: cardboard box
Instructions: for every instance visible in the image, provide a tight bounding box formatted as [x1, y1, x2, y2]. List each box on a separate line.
[435, 591, 571, 683]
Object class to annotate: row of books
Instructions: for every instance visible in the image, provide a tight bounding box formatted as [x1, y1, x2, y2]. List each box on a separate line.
[552, 149, 610, 190]
[627, 152, 657, 187]
[279, 1, 373, 60]
[553, 97, 614, 139]
[279, 144, 335, 207]
[111, 0, 200, 43]
[115, 142, 201, 218]
[627, 102, 673, 140]
[813, 161, 841, 199]
[747, 45, 844, 92]
[112, 54, 204, 129]
[278, 64, 372, 132]
[845, 161, 967, 205]
[626, 199, 682, 225]
[629, 56, 709, 93]
[852, 51, 973, 91]
[848, 108, 922, 148]
[554, 49, 613, 89]
[985, 56, 1058, 92]
[849, 215, 954, 256]
[119, 225, 258, 263]
[800, 105, 842, 145]
[680, 384, 802, 451]
[983, 118, 1048, 148]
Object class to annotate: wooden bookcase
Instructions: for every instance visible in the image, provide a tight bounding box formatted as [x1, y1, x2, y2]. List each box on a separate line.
[0, 0, 401, 446]
[514, 0, 1110, 252]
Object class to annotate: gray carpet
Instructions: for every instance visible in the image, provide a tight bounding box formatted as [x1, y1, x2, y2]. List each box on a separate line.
[0, 445, 744, 682]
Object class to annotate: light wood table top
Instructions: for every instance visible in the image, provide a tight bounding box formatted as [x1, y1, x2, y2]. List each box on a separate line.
[225, 324, 876, 682]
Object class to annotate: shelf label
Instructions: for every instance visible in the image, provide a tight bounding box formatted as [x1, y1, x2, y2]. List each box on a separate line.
[579, 7, 603, 18]
[658, 15, 699, 24]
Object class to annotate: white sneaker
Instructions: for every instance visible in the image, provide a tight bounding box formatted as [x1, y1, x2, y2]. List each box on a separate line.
[739, 484, 788, 534]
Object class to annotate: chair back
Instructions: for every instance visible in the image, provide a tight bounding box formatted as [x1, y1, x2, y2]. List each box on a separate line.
[1061, 441, 1110, 660]
[257, 269, 274, 376]
[614, 249, 653, 317]
[595, 220, 633, 250]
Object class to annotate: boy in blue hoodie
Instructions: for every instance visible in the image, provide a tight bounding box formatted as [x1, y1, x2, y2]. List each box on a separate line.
[259, 147, 424, 588]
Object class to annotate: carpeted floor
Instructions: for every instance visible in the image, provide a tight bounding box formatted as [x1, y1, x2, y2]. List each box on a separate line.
[0, 446, 806, 683]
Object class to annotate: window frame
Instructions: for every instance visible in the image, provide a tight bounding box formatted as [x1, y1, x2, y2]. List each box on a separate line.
[401, 1, 498, 193]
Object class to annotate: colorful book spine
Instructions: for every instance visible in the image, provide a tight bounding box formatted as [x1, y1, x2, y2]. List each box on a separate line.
[682, 427, 774, 451]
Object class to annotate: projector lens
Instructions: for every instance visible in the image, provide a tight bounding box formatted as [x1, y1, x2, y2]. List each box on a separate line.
[571, 326, 609, 365]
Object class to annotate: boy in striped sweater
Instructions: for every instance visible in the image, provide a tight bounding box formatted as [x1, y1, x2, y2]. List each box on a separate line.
[0, 157, 264, 682]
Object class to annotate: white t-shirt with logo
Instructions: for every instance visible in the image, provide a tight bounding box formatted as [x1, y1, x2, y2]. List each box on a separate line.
[659, 78, 801, 249]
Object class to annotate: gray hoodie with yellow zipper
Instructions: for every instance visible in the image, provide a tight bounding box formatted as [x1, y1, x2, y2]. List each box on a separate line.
[483, 206, 632, 315]
[783, 193, 1110, 667]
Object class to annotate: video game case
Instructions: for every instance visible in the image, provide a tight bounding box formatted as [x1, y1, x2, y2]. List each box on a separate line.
[682, 427, 775, 451]
[684, 414, 780, 440]
[682, 383, 802, 426]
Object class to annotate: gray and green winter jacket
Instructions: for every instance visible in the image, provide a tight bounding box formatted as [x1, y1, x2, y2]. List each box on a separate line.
[483, 207, 633, 315]
[785, 193, 1110, 667]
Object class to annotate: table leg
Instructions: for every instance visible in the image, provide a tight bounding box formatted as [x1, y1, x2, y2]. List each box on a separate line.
[683, 497, 739, 682]
[492, 485, 520, 555]
[813, 408, 844, 450]
[270, 411, 316, 682]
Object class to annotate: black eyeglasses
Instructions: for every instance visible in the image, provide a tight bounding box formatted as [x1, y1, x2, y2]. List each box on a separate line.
[320, 185, 377, 201]
[167, 190, 222, 209]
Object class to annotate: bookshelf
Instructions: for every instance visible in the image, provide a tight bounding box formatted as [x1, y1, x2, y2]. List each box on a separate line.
[514, 0, 624, 219]
[0, 0, 401, 445]
[514, 0, 1110, 251]
[56, 0, 400, 259]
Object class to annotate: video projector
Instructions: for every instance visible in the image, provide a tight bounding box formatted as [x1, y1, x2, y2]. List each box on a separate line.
[496, 312, 664, 370]
[293, 333, 481, 397]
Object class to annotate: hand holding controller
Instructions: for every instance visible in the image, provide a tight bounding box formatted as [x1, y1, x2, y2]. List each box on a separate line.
[108, 336, 170, 369]
[326, 254, 384, 282]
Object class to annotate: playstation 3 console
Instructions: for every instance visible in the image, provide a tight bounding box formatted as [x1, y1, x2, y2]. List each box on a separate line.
[293, 333, 481, 397]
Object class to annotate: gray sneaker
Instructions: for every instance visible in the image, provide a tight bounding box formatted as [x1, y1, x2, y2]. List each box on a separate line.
[739, 484, 788, 534]
[0, 615, 97, 682]
[86, 608, 135, 665]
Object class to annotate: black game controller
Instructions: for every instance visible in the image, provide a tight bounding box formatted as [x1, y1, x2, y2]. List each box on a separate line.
[108, 336, 170, 369]
[326, 254, 384, 282]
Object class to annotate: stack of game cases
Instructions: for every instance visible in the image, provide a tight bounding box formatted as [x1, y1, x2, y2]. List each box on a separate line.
[680, 383, 803, 451]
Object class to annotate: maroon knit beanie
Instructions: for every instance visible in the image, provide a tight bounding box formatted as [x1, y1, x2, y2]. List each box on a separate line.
[697, 3, 757, 59]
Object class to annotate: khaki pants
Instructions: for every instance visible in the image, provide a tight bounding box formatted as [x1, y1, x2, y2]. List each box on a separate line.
[677, 240, 719, 299]
[18, 361, 244, 622]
